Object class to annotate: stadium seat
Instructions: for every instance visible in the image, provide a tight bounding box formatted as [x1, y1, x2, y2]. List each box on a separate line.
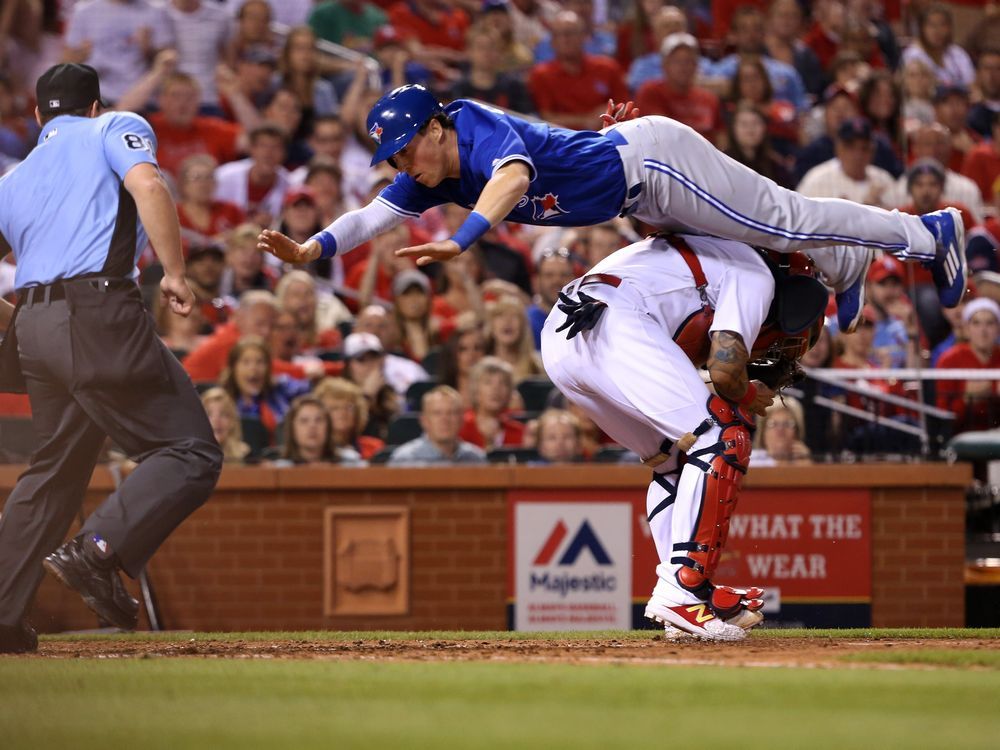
[405, 380, 439, 411]
[240, 417, 271, 460]
[369, 446, 395, 465]
[0, 417, 38, 462]
[421, 347, 443, 378]
[516, 378, 554, 412]
[387, 414, 422, 446]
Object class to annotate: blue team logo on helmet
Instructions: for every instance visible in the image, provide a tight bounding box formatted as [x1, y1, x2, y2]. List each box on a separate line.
[366, 84, 443, 167]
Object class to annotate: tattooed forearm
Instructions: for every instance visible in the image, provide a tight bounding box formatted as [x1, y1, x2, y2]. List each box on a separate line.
[707, 330, 749, 401]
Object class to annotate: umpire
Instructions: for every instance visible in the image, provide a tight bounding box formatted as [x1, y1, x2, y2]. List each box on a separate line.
[0, 64, 222, 653]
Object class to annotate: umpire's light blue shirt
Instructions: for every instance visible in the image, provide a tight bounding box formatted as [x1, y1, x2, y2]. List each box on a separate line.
[0, 111, 158, 289]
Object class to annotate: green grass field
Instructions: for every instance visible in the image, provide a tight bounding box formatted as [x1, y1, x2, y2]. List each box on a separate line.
[2, 629, 999, 750]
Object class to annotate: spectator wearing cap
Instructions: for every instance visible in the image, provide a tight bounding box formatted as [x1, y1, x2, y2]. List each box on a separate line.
[460, 356, 526, 450]
[165, 0, 232, 110]
[391, 269, 439, 363]
[901, 3, 975, 89]
[278, 186, 324, 248]
[448, 24, 536, 116]
[636, 32, 724, 144]
[794, 85, 902, 184]
[350, 307, 431, 397]
[341, 331, 400, 440]
[63, 0, 175, 104]
[480, 0, 535, 74]
[933, 84, 980, 174]
[176, 154, 247, 248]
[387, 386, 487, 466]
[936, 297, 1000, 433]
[308, 0, 387, 50]
[700, 6, 807, 114]
[797, 117, 896, 208]
[532, 0, 616, 63]
[961, 110, 1000, 203]
[370, 25, 433, 91]
[625, 5, 688, 94]
[968, 51, 1000, 140]
[887, 124, 983, 221]
[900, 158, 977, 235]
[184, 241, 233, 327]
[214, 124, 291, 228]
[527, 10, 628, 130]
[866, 255, 921, 370]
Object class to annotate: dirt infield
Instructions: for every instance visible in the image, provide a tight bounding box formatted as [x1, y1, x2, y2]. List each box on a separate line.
[30, 635, 999, 668]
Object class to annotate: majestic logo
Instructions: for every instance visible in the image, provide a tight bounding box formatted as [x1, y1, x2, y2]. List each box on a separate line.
[530, 192, 568, 221]
[369, 122, 383, 144]
[533, 520, 612, 566]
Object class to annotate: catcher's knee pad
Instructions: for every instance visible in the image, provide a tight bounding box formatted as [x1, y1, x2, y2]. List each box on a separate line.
[672, 395, 752, 596]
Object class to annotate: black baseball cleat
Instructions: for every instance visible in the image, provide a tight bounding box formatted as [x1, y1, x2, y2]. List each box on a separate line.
[0, 621, 37, 654]
[43, 536, 139, 631]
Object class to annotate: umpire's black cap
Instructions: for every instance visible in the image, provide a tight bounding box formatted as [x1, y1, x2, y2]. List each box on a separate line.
[36, 63, 107, 116]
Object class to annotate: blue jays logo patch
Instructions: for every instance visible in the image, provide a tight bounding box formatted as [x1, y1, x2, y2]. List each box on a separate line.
[530, 193, 568, 221]
[369, 122, 383, 144]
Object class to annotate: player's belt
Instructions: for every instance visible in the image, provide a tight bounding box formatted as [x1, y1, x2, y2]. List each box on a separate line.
[578, 273, 622, 289]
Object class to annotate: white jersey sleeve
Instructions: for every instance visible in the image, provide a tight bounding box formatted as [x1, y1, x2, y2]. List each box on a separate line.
[324, 200, 406, 256]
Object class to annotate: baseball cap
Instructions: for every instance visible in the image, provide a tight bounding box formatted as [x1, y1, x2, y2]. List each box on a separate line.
[482, 0, 508, 13]
[906, 158, 946, 189]
[836, 116, 872, 142]
[660, 32, 699, 58]
[36, 63, 107, 116]
[282, 187, 317, 209]
[343, 332, 385, 359]
[933, 84, 969, 104]
[962, 297, 1000, 325]
[373, 25, 404, 50]
[967, 233, 999, 273]
[187, 243, 225, 262]
[392, 269, 431, 297]
[867, 255, 904, 284]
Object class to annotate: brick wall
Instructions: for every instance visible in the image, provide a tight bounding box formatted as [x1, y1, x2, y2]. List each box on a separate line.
[8, 463, 969, 632]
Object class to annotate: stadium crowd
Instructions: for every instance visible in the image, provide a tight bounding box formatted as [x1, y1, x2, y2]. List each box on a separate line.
[0, 0, 998, 465]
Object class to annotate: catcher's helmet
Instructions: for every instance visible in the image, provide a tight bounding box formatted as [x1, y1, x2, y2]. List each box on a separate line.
[366, 84, 444, 166]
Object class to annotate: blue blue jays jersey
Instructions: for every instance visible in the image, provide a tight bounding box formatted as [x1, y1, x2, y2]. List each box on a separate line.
[377, 100, 628, 227]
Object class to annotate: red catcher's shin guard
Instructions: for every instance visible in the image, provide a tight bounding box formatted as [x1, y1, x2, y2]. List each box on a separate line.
[672, 396, 752, 598]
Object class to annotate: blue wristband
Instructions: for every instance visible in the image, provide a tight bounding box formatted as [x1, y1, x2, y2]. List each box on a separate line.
[309, 230, 337, 260]
[449, 211, 492, 252]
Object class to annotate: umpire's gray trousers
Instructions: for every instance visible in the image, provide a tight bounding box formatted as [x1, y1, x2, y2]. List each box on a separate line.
[0, 280, 222, 626]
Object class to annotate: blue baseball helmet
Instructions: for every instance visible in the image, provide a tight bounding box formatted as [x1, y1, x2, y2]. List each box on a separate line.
[366, 84, 443, 166]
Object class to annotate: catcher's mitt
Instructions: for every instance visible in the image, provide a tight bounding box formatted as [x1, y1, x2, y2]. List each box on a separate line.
[746, 355, 805, 391]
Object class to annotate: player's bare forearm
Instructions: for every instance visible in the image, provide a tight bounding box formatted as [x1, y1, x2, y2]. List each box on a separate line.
[471, 161, 531, 224]
[124, 163, 185, 279]
[707, 330, 750, 402]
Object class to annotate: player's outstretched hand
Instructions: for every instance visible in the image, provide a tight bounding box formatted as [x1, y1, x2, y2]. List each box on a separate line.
[746, 381, 776, 418]
[257, 229, 320, 264]
[599, 99, 640, 126]
[160, 273, 195, 317]
[395, 239, 462, 267]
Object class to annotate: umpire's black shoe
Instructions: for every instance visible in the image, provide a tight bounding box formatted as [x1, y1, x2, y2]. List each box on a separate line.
[43, 536, 139, 631]
[0, 621, 37, 654]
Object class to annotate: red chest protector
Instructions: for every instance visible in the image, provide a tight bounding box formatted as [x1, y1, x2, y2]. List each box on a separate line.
[666, 235, 826, 367]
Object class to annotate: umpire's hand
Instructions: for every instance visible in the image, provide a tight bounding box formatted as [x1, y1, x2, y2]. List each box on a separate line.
[161, 274, 196, 317]
[257, 229, 321, 264]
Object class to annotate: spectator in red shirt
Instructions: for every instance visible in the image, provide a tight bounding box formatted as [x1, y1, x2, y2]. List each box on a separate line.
[176, 154, 246, 248]
[460, 356, 526, 450]
[637, 32, 724, 144]
[123, 67, 247, 178]
[802, 0, 846, 72]
[388, 0, 470, 75]
[961, 110, 1000, 202]
[183, 289, 279, 382]
[936, 297, 1000, 433]
[527, 10, 628, 130]
[933, 84, 980, 173]
[274, 269, 343, 355]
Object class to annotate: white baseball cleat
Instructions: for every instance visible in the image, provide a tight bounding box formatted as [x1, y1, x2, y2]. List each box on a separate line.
[645, 600, 747, 641]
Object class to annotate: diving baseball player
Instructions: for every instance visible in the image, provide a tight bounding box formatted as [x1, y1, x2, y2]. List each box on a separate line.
[258, 85, 968, 332]
[541, 233, 825, 640]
